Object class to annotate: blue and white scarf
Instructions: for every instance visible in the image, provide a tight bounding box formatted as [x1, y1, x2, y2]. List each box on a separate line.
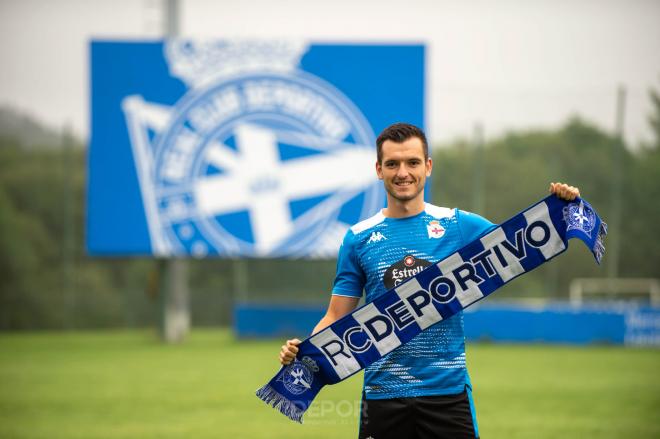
[256, 195, 606, 422]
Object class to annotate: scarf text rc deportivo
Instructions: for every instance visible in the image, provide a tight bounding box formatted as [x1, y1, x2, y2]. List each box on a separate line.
[256, 195, 606, 422]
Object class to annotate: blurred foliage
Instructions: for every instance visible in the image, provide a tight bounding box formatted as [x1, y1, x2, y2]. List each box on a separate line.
[433, 115, 660, 298]
[0, 89, 659, 329]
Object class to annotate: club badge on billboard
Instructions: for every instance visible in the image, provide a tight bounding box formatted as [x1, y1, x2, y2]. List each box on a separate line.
[90, 40, 425, 257]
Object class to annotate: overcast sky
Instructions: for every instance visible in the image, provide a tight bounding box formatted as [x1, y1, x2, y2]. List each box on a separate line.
[1, 0, 658, 147]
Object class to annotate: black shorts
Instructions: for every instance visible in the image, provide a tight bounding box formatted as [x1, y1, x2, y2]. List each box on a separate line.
[358, 388, 479, 439]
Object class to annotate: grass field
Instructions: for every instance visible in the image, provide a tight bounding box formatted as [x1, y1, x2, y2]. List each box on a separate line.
[0, 330, 658, 439]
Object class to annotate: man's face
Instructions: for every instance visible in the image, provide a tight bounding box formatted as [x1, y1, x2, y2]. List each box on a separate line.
[376, 137, 432, 203]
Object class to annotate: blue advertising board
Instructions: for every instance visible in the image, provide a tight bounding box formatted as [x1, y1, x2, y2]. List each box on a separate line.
[234, 302, 660, 347]
[88, 40, 425, 257]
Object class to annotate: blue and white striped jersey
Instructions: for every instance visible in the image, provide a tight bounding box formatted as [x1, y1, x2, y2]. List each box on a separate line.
[332, 203, 494, 399]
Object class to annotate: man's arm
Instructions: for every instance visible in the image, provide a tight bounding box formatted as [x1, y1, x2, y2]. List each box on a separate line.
[279, 295, 359, 366]
[311, 295, 360, 335]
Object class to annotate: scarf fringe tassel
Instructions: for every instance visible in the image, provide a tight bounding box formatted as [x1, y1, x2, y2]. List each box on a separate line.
[594, 221, 608, 265]
[255, 384, 304, 424]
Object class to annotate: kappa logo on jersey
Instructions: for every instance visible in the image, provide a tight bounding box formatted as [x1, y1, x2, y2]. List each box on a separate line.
[383, 254, 432, 289]
[367, 231, 387, 244]
[427, 220, 445, 239]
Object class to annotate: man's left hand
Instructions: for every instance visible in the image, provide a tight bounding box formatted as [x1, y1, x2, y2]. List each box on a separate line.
[549, 182, 580, 201]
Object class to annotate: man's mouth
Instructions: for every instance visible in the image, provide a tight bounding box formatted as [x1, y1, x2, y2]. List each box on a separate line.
[394, 181, 414, 187]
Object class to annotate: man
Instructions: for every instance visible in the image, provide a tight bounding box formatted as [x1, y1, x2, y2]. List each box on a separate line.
[279, 123, 580, 439]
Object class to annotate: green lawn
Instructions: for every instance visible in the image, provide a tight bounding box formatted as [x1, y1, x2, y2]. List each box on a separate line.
[0, 330, 658, 438]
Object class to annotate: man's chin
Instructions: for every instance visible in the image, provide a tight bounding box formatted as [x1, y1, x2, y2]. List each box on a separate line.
[387, 189, 420, 202]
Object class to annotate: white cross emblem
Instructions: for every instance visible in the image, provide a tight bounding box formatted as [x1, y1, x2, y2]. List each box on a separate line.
[194, 124, 376, 255]
[572, 201, 588, 227]
[290, 368, 311, 389]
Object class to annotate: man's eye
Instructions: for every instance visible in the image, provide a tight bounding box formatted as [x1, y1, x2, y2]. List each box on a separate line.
[385, 162, 396, 168]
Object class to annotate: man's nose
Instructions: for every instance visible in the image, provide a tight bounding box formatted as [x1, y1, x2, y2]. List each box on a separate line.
[396, 164, 409, 178]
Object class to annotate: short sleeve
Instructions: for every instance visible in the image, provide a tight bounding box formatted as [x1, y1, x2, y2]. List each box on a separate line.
[331, 230, 365, 298]
[457, 209, 497, 245]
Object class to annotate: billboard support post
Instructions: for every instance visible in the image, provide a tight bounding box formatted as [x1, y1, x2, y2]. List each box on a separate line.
[159, 0, 190, 343]
[159, 258, 189, 342]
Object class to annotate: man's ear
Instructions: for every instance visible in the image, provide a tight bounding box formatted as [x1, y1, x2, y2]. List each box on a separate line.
[375, 161, 383, 180]
[426, 158, 433, 177]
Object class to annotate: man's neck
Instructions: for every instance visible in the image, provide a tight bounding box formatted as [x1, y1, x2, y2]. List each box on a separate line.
[382, 196, 426, 218]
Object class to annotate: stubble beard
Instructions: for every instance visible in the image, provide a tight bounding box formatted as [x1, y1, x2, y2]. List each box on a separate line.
[385, 180, 424, 202]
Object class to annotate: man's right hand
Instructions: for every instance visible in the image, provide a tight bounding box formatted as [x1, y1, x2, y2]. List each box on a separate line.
[279, 338, 301, 365]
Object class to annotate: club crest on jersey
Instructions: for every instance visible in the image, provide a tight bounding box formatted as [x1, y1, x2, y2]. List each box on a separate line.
[563, 200, 595, 236]
[427, 220, 445, 239]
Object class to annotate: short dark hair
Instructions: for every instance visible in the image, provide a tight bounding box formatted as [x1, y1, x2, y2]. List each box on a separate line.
[376, 123, 428, 163]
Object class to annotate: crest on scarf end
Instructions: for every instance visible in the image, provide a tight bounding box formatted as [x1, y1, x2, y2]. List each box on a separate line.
[279, 358, 316, 395]
[563, 198, 607, 265]
[563, 200, 596, 236]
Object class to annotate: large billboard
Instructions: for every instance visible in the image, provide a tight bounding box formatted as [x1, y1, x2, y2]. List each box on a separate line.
[88, 40, 425, 257]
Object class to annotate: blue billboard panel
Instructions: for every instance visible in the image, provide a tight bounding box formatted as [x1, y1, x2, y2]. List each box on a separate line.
[89, 40, 425, 257]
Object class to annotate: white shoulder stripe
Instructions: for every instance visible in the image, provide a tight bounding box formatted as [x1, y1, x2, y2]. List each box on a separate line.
[350, 211, 385, 234]
[424, 203, 455, 219]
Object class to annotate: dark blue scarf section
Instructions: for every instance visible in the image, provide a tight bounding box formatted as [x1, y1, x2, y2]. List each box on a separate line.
[256, 195, 607, 422]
